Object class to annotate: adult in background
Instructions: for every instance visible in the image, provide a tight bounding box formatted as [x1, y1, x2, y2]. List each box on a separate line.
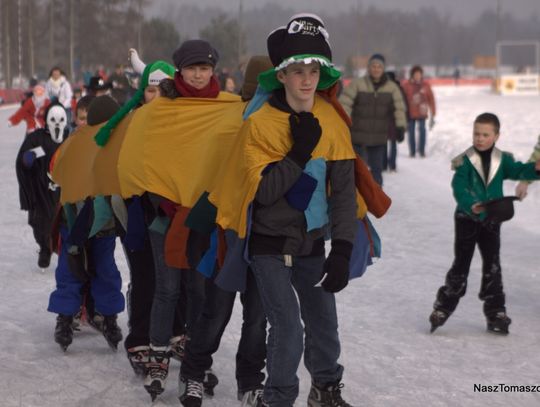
[45, 67, 73, 125]
[109, 64, 132, 105]
[402, 65, 436, 158]
[339, 53, 407, 186]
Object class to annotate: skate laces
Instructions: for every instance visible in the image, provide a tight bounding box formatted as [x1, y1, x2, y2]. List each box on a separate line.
[185, 379, 203, 398]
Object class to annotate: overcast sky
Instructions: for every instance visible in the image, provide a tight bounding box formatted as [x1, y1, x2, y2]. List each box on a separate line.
[150, 0, 540, 23]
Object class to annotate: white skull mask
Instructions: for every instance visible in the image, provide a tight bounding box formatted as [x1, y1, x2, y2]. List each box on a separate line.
[46, 105, 67, 143]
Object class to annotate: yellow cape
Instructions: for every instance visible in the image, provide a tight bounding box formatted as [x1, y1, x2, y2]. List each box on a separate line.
[209, 95, 356, 238]
[117, 93, 246, 207]
[50, 115, 133, 204]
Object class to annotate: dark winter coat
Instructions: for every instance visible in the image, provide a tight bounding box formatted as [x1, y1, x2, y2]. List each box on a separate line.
[15, 129, 62, 218]
[339, 75, 407, 146]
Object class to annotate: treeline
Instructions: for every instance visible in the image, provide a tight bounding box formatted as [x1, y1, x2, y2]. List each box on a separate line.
[1, 0, 539, 86]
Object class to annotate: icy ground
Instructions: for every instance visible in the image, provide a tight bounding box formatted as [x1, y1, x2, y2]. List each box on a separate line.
[1, 86, 540, 407]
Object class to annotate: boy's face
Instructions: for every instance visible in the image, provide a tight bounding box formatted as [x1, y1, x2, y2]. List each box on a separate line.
[276, 61, 320, 104]
[51, 69, 61, 80]
[144, 85, 161, 104]
[473, 122, 499, 151]
[75, 108, 88, 127]
[180, 64, 213, 90]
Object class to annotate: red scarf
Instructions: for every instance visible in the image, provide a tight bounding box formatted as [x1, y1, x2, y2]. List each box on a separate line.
[174, 72, 220, 98]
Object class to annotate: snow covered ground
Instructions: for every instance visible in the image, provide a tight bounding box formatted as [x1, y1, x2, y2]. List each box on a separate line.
[1, 86, 540, 407]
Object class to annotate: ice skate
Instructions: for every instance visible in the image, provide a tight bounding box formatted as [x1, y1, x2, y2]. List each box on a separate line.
[54, 314, 74, 351]
[429, 309, 450, 333]
[486, 312, 511, 335]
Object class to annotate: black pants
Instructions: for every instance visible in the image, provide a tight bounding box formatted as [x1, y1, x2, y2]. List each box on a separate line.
[28, 209, 52, 253]
[435, 213, 505, 317]
[181, 269, 267, 393]
[123, 232, 187, 350]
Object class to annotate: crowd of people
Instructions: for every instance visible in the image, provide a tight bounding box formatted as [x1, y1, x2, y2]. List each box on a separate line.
[5, 11, 540, 407]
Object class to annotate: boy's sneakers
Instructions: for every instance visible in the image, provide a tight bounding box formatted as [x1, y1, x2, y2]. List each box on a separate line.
[240, 388, 265, 406]
[54, 314, 74, 351]
[144, 344, 170, 401]
[179, 377, 204, 407]
[486, 312, 512, 335]
[102, 315, 123, 350]
[307, 380, 353, 407]
[127, 345, 150, 376]
[429, 309, 450, 333]
[202, 369, 219, 396]
[169, 334, 188, 361]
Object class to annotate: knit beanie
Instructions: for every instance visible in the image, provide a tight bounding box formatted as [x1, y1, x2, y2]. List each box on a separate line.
[368, 53, 386, 67]
[241, 56, 273, 101]
[172, 40, 219, 69]
[87, 95, 120, 126]
[94, 60, 175, 146]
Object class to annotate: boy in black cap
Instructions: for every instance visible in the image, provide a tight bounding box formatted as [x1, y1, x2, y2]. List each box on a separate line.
[429, 113, 540, 335]
[208, 13, 357, 407]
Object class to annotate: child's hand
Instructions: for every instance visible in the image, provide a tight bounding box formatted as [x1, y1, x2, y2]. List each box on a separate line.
[471, 203, 485, 214]
[515, 181, 529, 200]
[535, 159, 540, 171]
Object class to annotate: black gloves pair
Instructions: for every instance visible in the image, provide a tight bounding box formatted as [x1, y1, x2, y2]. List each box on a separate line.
[396, 127, 405, 143]
[321, 239, 353, 293]
[287, 112, 322, 167]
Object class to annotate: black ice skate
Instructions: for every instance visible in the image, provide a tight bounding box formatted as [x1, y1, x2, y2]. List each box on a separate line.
[486, 312, 511, 335]
[144, 344, 170, 401]
[429, 309, 450, 333]
[102, 315, 123, 350]
[127, 345, 150, 376]
[179, 376, 203, 407]
[307, 380, 353, 407]
[202, 369, 218, 396]
[54, 314, 74, 351]
[38, 248, 52, 269]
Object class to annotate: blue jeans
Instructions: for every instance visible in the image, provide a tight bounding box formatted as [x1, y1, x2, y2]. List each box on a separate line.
[387, 139, 397, 170]
[250, 255, 343, 407]
[408, 119, 426, 156]
[181, 268, 267, 393]
[354, 143, 386, 186]
[148, 229, 206, 346]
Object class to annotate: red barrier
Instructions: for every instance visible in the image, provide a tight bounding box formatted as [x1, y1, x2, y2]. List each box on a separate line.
[0, 89, 26, 104]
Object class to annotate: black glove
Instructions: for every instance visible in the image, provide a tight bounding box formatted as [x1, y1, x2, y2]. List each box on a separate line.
[396, 127, 405, 143]
[287, 112, 322, 167]
[321, 239, 353, 293]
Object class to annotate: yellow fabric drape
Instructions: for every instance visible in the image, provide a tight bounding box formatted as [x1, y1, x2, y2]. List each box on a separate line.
[117, 93, 246, 207]
[209, 95, 356, 238]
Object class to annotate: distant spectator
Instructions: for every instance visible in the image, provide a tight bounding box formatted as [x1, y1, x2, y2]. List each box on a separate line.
[8, 84, 51, 134]
[109, 64, 131, 105]
[45, 66, 73, 124]
[223, 76, 236, 93]
[339, 53, 407, 186]
[402, 65, 436, 158]
[85, 76, 112, 98]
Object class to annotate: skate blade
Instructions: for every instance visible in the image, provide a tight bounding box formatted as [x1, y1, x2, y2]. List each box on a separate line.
[144, 385, 163, 402]
[487, 327, 509, 335]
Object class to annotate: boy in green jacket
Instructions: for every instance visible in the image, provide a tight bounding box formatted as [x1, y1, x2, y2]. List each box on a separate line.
[430, 113, 540, 334]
